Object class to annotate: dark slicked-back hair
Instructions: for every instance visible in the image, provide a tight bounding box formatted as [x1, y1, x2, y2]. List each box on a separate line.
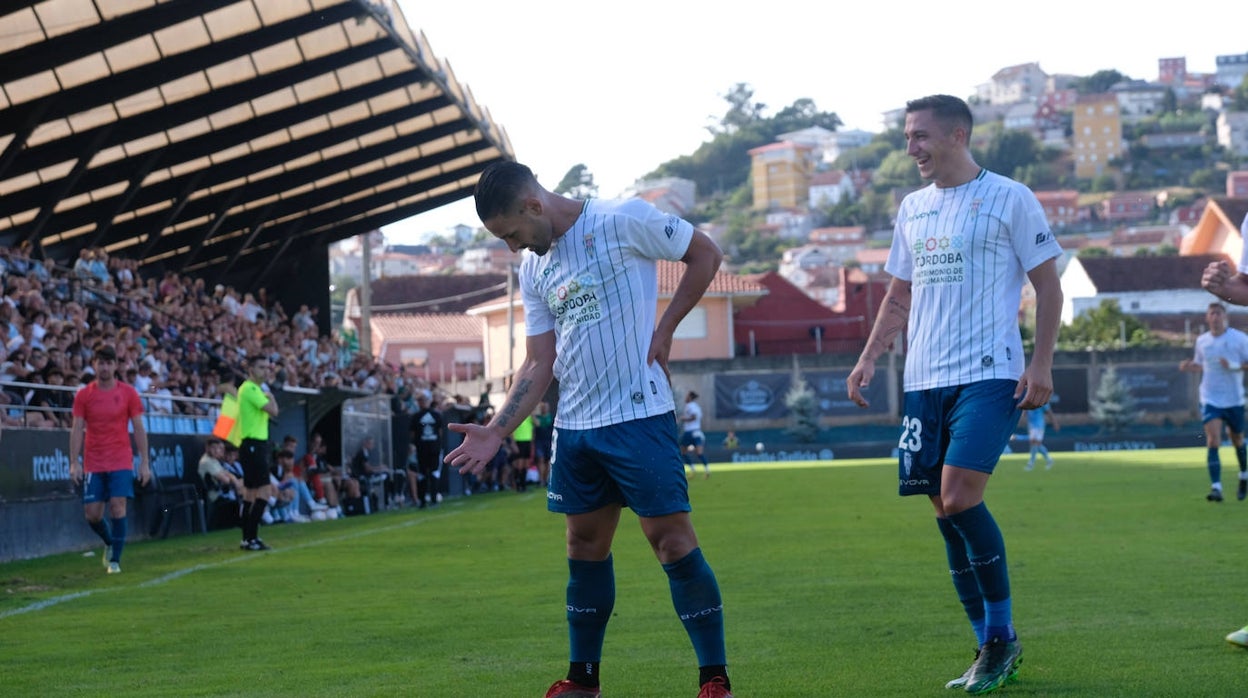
[905, 94, 974, 140]
[474, 161, 537, 222]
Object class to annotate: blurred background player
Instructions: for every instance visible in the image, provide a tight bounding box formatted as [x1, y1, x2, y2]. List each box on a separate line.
[1022, 402, 1058, 471]
[1178, 302, 1248, 502]
[680, 391, 710, 479]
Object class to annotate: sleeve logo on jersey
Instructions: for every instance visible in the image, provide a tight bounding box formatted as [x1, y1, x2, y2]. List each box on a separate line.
[1035, 231, 1054, 245]
[664, 215, 679, 239]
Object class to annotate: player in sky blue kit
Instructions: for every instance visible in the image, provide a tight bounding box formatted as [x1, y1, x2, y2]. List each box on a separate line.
[847, 95, 1063, 694]
[1022, 403, 1057, 471]
[445, 161, 732, 698]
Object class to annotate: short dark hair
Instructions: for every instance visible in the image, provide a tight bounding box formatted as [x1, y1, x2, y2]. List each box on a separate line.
[905, 94, 973, 140]
[277, 449, 294, 460]
[474, 161, 536, 222]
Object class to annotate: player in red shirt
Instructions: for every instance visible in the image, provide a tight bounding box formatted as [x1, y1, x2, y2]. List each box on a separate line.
[69, 345, 150, 574]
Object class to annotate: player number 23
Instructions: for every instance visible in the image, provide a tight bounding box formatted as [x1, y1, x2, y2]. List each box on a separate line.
[897, 416, 922, 452]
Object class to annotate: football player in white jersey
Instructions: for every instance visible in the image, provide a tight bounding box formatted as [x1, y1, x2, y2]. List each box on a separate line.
[1178, 302, 1248, 502]
[1198, 215, 1248, 649]
[446, 161, 733, 698]
[847, 95, 1062, 695]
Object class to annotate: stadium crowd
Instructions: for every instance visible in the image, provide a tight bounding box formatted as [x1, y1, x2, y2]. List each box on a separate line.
[0, 242, 539, 528]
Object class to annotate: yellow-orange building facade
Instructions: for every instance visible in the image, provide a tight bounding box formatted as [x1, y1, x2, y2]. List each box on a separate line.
[1072, 94, 1123, 179]
[748, 141, 815, 210]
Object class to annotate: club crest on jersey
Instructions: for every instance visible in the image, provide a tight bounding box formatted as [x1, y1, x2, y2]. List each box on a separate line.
[981, 355, 994, 368]
[631, 391, 645, 404]
[583, 233, 595, 257]
[970, 199, 982, 216]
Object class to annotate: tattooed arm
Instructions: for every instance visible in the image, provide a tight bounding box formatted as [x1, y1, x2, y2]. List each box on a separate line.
[847, 277, 911, 409]
[445, 330, 556, 475]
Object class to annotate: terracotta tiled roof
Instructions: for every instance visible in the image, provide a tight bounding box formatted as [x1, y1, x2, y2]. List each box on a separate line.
[370, 313, 481, 342]
[468, 262, 766, 312]
[810, 170, 847, 186]
[657, 260, 767, 296]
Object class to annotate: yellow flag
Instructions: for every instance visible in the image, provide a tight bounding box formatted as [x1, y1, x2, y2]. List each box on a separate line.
[212, 393, 242, 446]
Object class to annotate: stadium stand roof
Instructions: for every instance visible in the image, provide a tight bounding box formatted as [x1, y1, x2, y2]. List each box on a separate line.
[0, 0, 513, 288]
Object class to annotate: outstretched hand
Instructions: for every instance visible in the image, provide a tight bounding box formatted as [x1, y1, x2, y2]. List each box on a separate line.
[444, 422, 503, 476]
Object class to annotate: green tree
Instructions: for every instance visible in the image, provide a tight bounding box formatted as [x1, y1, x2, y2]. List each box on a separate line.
[554, 164, 598, 198]
[1058, 298, 1155, 350]
[330, 274, 357, 304]
[978, 130, 1039, 179]
[1090, 365, 1141, 433]
[1077, 247, 1110, 257]
[713, 83, 767, 135]
[1189, 167, 1224, 193]
[1076, 70, 1129, 95]
[783, 359, 820, 443]
[1233, 75, 1248, 111]
[771, 97, 843, 134]
[872, 150, 923, 191]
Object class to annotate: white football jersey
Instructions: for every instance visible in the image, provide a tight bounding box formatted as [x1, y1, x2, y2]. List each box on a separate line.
[1194, 327, 1248, 408]
[886, 169, 1062, 391]
[521, 198, 694, 429]
[682, 400, 703, 432]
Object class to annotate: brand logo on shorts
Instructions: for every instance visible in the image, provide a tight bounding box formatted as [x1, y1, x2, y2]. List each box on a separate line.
[900, 478, 931, 487]
[547, 492, 563, 501]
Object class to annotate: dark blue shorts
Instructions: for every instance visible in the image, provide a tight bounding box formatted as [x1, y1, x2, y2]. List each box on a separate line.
[1202, 404, 1246, 433]
[898, 380, 1021, 497]
[547, 413, 691, 517]
[83, 470, 135, 504]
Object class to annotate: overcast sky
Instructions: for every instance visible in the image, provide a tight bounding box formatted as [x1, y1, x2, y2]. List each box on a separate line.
[383, 0, 1245, 244]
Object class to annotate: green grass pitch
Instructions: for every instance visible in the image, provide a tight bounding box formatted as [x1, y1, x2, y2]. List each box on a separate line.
[2, 448, 1246, 696]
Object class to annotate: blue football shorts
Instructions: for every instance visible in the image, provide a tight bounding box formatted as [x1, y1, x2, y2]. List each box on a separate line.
[1202, 403, 1246, 434]
[547, 413, 691, 518]
[679, 430, 705, 449]
[897, 379, 1021, 497]
[83, 469, 136, 504]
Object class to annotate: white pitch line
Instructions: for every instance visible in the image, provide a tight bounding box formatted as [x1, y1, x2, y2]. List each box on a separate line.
[1, 507, 467, 620]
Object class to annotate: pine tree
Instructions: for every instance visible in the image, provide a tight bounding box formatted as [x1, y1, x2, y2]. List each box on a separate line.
[784, 358, 820, 443]
[1090, 365, 1140, 433]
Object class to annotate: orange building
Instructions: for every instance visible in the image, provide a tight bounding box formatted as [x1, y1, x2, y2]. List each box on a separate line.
[1072, 94, 1122, 179]
[748, 141, 815, 210]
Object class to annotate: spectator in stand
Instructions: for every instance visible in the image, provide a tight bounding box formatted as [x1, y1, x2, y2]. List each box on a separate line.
[199, 437, 243, 530]
[350, 435, 394, 510]
[148, 376, 174, 415]
[30, 366, 72, 428]
[278, 434, 324, 518]
[72, 248, 93, 280]
[410, 392, 444, 507]
[304, 431, 354, 517]
[268, 448, 307, 523]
